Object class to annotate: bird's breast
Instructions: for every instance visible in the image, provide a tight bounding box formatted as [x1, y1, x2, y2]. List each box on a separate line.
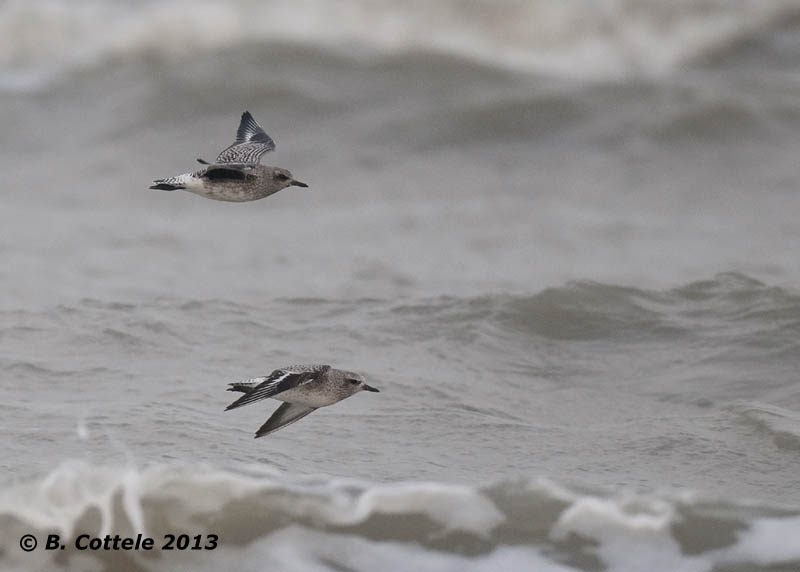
[274, 385, 341, 408]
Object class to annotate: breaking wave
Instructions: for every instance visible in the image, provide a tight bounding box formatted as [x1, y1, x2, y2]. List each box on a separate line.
[2, 0, 800, 89]
[1, 461, 799, 571]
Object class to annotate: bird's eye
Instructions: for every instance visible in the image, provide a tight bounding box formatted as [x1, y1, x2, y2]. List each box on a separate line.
[276, 173, 289, 181]
[349, 379, 360, 385]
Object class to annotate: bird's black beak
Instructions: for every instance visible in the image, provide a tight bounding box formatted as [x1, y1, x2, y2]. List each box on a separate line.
[363, 384, 380, 392]
[290, 180, 308, 188]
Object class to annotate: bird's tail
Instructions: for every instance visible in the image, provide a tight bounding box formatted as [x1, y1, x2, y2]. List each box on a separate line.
[149, 182, 182, 191]
[149, 172, 195, 191]
[228, 381, 259, 394]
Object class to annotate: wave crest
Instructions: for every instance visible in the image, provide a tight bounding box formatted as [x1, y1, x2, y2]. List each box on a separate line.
[2, 0, 800, 89]
[2, 463, 800, 571]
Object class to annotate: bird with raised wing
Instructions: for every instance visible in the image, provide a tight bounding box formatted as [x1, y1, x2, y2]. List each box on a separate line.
[225, 364, 379, 438]
[150, 111, 308, 202]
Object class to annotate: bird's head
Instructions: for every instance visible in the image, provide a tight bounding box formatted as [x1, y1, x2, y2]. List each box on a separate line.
[272, 167, 308, 190]
[341, 371, 379, 395]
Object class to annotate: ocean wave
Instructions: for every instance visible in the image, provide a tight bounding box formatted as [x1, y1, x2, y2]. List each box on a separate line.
[1, 461, 799, 571]
[2, 0, 800, 90]
[733, 401, 800, 451]
[492, 272, 800, 344]
[3, 273, 798, 362]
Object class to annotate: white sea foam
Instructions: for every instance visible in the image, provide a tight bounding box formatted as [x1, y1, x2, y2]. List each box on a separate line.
[719, 515, 800, 565]
[2, 0, 799, 90]
[552, 494, 703, 572]
[180, 526, 575, 572]
[1, 462, 799, 571]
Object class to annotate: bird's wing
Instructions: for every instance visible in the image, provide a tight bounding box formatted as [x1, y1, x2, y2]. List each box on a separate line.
[201, 163, 254, 181]
[254, 402, 316, 438]
[225, 365, 331, 411]
[215, 111, 276, 165]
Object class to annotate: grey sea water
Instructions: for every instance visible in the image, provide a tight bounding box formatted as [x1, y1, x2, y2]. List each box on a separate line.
[2, 1, 800, 571]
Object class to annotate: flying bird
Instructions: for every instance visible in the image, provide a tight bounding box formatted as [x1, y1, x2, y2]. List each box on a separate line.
[225, 364, 379, 438]
[150, 111, 308, 202]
